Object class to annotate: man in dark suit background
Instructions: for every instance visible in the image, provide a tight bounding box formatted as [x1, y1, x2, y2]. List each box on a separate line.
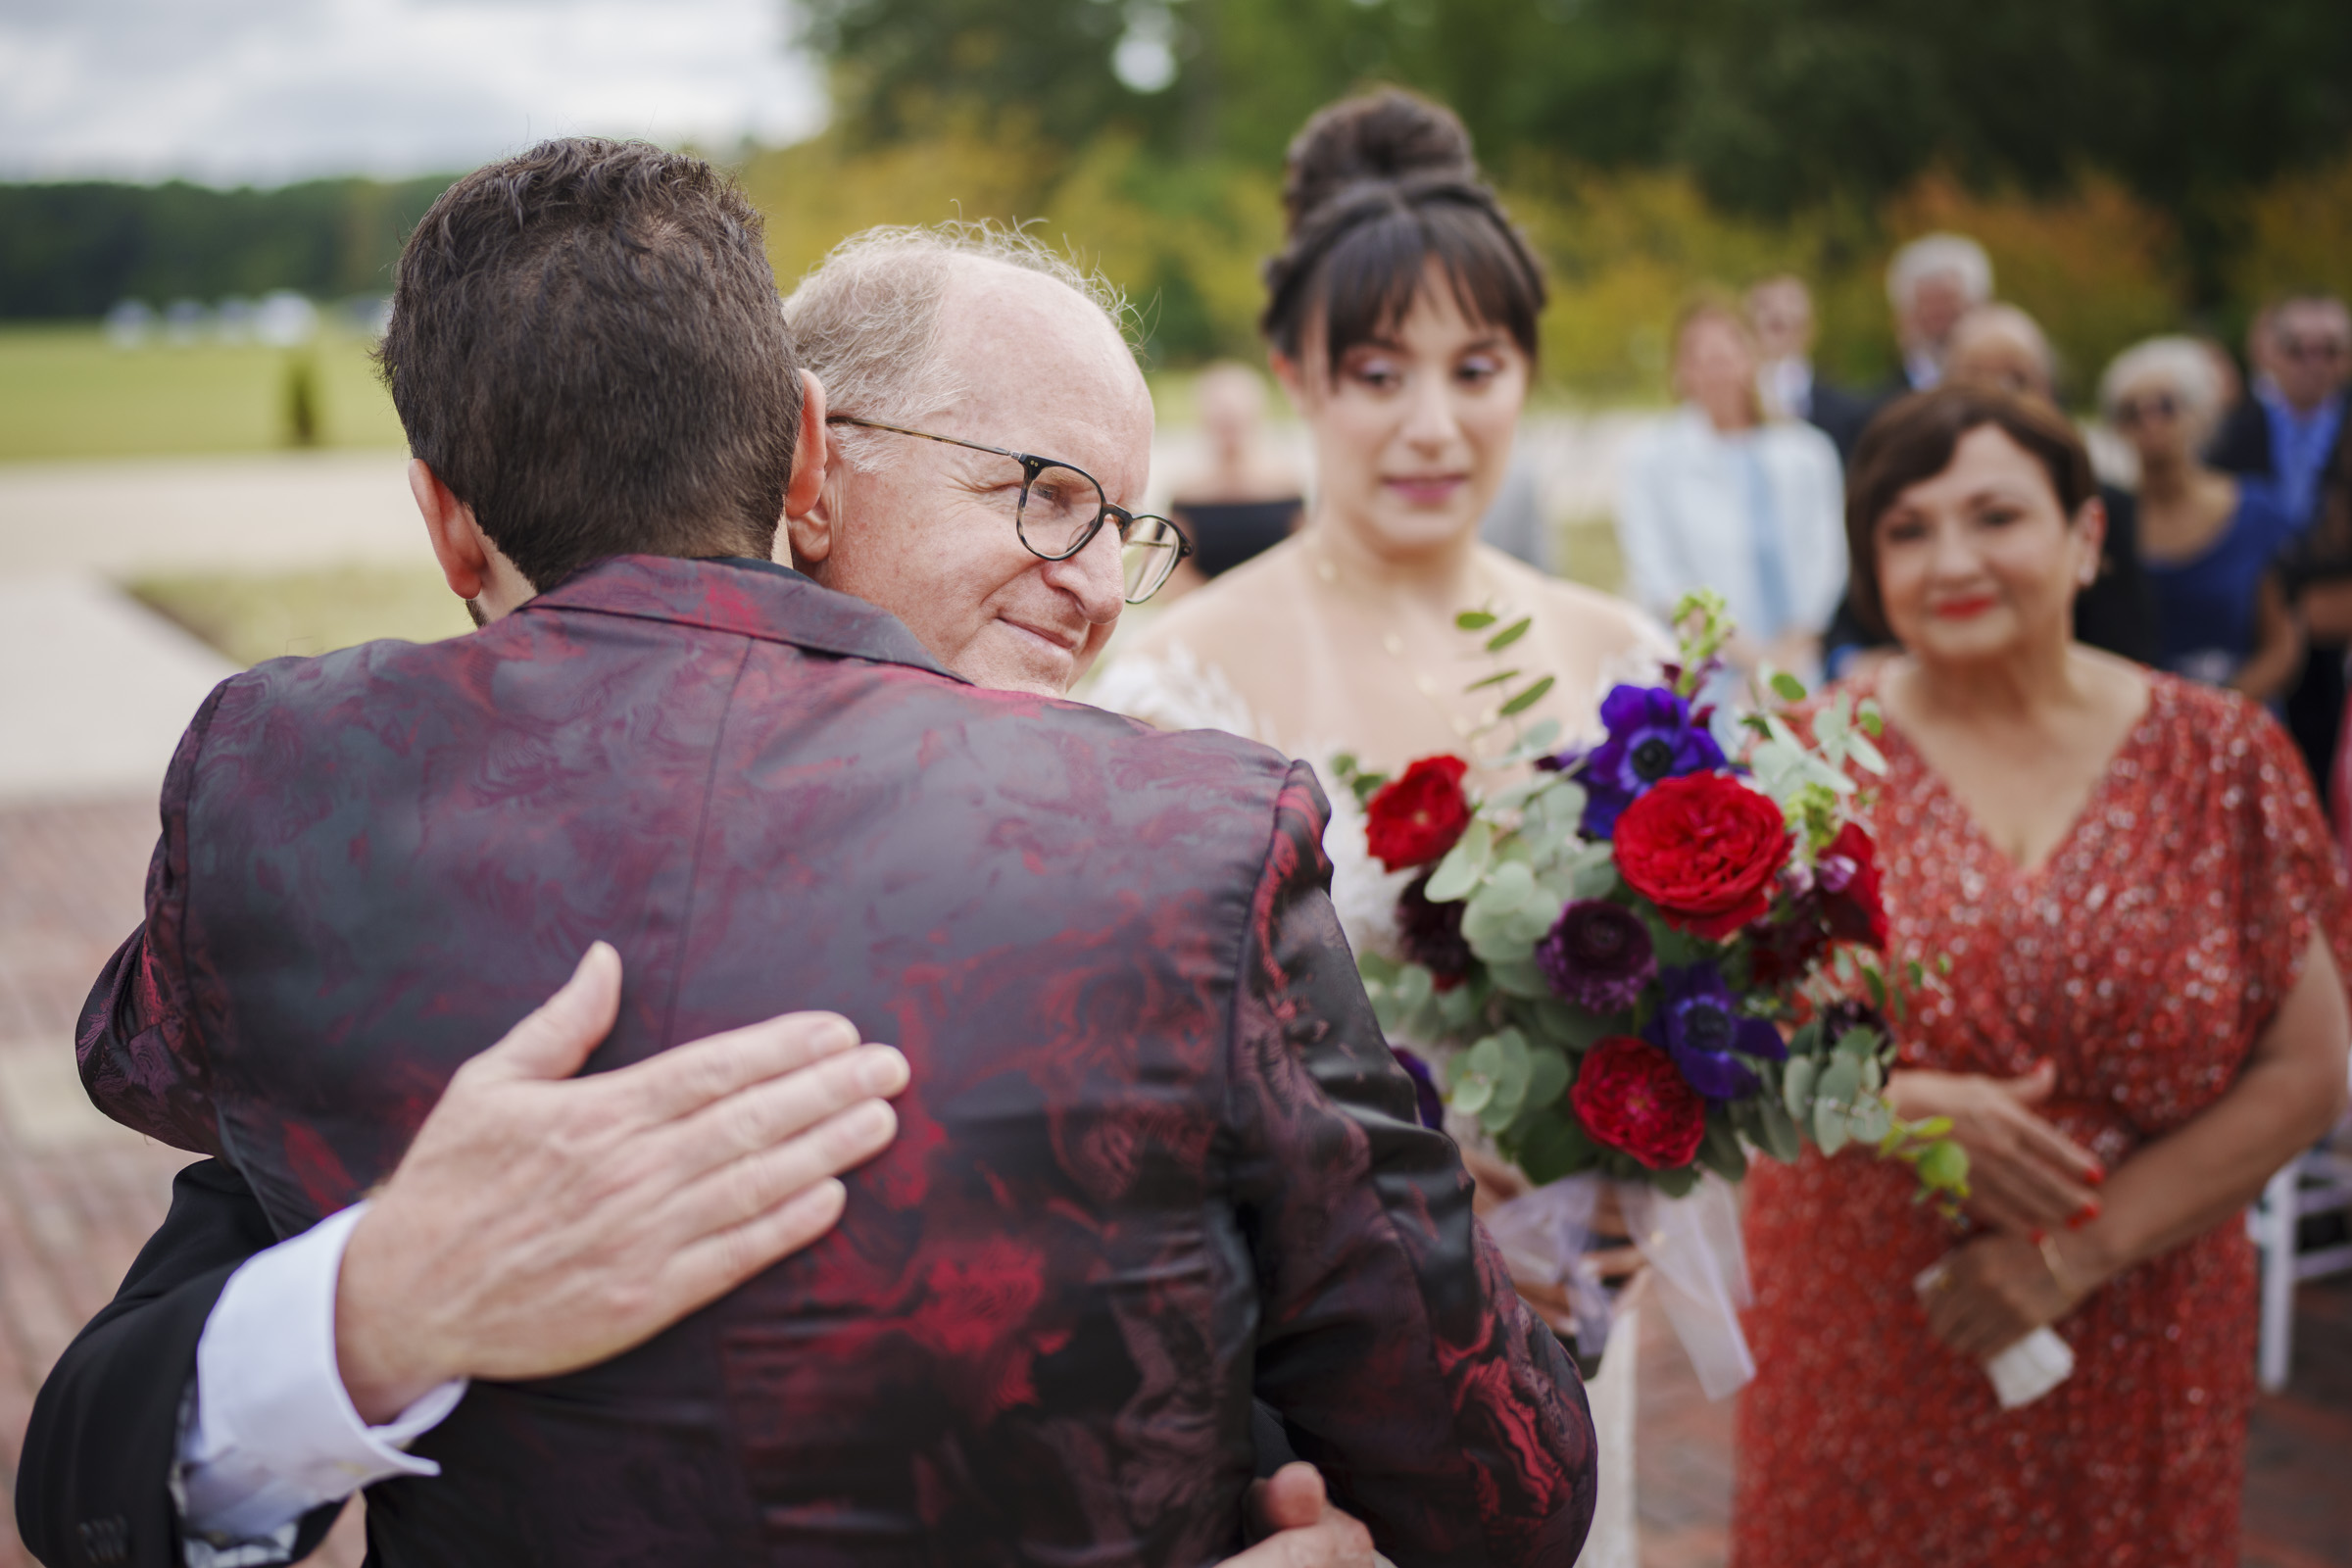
[23, 139, 1592, 1567]
[2208, 294, 2352, 796]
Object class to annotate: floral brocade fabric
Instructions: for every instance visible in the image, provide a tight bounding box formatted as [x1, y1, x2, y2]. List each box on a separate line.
[1733, 673, 2352, 1568]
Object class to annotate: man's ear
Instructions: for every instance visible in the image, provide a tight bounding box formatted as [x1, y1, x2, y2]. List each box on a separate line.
[412, 459, 490, 600]
[783, 370, 836, 569]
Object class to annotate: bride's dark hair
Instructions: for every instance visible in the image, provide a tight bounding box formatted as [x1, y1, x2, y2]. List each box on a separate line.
[1261, 88, 1546, 375]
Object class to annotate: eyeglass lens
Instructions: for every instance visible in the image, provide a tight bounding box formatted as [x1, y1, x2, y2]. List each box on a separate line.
[1010, 459, 1184, 604]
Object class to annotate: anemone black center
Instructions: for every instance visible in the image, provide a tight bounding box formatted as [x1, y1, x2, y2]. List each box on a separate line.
[1631, 735, 1677, 781]
[1679, 1002, 1734, 1054]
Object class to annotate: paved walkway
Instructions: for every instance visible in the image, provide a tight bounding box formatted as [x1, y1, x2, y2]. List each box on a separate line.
[3, 795, 2348, 1564]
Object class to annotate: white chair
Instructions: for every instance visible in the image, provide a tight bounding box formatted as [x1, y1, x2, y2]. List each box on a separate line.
[2253, 1133, 2352, 1392]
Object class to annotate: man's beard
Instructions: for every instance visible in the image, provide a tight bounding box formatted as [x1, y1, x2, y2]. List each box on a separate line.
[464, 598, 487, 629]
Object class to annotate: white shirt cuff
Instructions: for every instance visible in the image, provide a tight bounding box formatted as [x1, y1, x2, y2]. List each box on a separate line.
[178, 1200, 467, 1544]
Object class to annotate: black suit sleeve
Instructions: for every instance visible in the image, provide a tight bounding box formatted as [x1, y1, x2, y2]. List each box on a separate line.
[16, 1159, 342, 1568]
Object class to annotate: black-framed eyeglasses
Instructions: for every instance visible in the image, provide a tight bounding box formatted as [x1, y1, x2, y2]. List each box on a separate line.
[826, 415, 1193, 604]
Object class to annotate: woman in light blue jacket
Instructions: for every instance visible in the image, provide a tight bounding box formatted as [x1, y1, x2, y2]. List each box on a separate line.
[1616, 299, 1847, 684]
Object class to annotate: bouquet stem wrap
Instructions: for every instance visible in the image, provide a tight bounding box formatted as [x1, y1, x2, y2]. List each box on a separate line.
[1486, 1171, 1757, 1400]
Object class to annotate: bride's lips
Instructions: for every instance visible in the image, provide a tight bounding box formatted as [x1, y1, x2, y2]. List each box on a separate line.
[1383, 472, 1469, 507]
[1932, 595, 1999, 620]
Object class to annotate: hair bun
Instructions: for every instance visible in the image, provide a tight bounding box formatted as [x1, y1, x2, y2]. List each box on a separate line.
[1281, 88, 1477, 234]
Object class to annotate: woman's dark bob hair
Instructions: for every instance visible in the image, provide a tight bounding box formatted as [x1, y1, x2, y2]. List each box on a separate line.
[1845, 384, 2100, 640]
[1260, 89, 1546, 375]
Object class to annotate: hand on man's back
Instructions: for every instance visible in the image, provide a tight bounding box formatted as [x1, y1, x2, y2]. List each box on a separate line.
[332, 942, 909, 1422]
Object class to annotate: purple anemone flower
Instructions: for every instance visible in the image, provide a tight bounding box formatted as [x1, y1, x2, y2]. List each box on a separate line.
[1535, 899, 1655, 1014]
[1554, 685, 1727, 838]
[1643, 961, 1787, 1102]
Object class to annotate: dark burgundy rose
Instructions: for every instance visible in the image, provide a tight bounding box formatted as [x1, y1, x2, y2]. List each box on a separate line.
[1745, 897, 1831, 990]
[1535, 899, 1655, 1014]
[1365, 755, 1473, 871]
[1397, 870, 1472, 989]
[1817, 822, 1888, 950]
[1569, 1036, 1707, 1170]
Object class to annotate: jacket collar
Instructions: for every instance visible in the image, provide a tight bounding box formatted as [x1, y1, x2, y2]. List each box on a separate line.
[519, 554, 965, 684]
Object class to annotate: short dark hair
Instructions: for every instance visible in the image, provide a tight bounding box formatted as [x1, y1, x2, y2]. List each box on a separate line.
[1845, 385, 2098, 640]
[1260, 89, 1545, 375]
[377, 138, 800, 589]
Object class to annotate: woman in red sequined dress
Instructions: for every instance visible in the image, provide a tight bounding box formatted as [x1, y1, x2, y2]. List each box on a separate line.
[1733, 386, 2352, 1567]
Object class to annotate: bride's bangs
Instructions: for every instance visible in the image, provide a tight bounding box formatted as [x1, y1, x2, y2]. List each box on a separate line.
[1296, 199, 1544, 375]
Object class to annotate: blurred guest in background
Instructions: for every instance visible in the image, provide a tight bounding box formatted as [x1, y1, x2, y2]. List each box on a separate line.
[2209, 297, 2352, 792]
[2104, 336, 2302, 702]
[1825, 304, 2156, 674]
[2211, 295, 2351, 525]
[1747, 273, 1876, 446]
[1886, 233, 1994, 394]
[1160, 360, 1305, 598]
[1736, 384, 2351, 1568]
[1616, 298, 1845, 684]
[1804, 233, 1993, 462]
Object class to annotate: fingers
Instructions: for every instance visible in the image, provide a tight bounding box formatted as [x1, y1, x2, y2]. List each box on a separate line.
[656, 1043, 908, 1183]
[1999, 1059, 2057, 1104]
[664, 1097, 899, 1242]
[471, 942, 623, 1084]
[661, 1173, 852, 1313]
[1251, 1463, 1327, 1533]
[622, 1010, 870, 1124]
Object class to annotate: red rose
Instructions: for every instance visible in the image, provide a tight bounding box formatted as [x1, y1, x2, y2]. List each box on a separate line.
[1818, 822, 1887, 950]
[1612, 772, 1790, 942]
[1569, 1036, 1707, 1170]
[1365, 755, 1473, 871]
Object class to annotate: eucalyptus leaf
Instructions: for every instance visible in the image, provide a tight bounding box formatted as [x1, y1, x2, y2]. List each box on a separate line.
[1814, 1098, 1851, 1155]
[1498, 674, 1555, 716]
[1482, 859, 1537, 914]
[1424, 841, 1479, 904]
[1754, 1095, 1804, 1163]
[1834, 1026, 1879, 1060]
[1769, 670, 1807, 702]
[1698, 1116, 1749, 1181]
[1487, 956, 1552, 999]
[1846, 730, 1888, 774]
[1782, 1054, 1819, 1120]
[1849, 1095, 1892, 1146]
[1465, 667, 1520, 692]
[1452, 1074, 1494, 1114]
[1455, 610, 1497, 630]
[1919, 1140, 1971, 1191]
[1650, 1164, 1700, 1198]
[1514, 1113, 1597, 1185]
[1525, 1046, 1571, 1107]
[1486, 616, 1533, 652]
[1466, 1034, 1506, 1077]
[1433, 983, 1479, 1032]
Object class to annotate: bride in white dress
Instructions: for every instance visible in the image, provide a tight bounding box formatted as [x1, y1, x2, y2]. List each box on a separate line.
[1092, 88, 1664, 1567]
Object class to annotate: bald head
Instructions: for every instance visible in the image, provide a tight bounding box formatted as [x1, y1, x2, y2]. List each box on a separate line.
[781, 226, 1154, 697]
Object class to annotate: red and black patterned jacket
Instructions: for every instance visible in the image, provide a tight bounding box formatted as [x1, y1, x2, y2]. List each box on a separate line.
[76, 555, 1594, 1567]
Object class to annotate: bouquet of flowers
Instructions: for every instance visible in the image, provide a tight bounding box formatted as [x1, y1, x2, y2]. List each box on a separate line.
[1344, 592, 1966, 1209]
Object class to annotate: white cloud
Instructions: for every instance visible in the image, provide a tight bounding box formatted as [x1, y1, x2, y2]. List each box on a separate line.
[0, 0, 828, 185]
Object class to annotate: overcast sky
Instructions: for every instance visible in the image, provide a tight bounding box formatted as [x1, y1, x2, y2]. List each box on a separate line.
[0, 0, 828, 186]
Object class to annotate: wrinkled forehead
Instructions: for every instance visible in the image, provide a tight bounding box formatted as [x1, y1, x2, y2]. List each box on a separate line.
[928, 259, 1153, 500]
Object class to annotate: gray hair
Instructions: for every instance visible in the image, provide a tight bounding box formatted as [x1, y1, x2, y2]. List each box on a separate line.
[780, 220, 1134, 472]
[1949, 302, 2055, 382]
[1886, 232, 1994, 313]
[2099, 335, 2226, 440]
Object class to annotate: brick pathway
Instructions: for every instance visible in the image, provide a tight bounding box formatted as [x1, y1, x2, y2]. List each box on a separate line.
[3, 797, 2347, 1567]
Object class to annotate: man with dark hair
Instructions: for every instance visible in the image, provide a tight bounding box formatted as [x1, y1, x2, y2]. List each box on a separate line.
[23, 138, 1592, 1567]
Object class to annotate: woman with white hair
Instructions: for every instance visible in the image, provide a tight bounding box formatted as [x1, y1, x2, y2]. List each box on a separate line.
[2104, 335, 2303, 700]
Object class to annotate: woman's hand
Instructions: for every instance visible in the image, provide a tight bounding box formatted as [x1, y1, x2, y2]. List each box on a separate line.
[1461, 1149, 1642, 1336]
[1921, 1230, 2102, 1361]
[1887, 1061, 2104, 1234]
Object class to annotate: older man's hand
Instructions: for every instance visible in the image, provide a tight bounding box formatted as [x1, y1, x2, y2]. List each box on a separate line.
[334, 942, 906, 1422]
[1229, 1463, 1379, 1567]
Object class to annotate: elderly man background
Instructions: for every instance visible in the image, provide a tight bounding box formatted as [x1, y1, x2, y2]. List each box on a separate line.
[20, 151, 1580, 1565]
[1804, 232, 1997, 463]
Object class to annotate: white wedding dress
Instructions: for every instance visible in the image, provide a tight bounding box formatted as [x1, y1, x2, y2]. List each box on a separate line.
[1089, 642, 1644, 1568]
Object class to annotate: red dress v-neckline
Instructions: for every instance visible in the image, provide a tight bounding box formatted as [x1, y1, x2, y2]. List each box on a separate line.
[1865, 672, 2162, 882]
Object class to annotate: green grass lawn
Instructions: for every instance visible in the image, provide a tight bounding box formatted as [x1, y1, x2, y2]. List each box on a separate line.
[130, 564, 472, 667]
[0, 323, 407, 463]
